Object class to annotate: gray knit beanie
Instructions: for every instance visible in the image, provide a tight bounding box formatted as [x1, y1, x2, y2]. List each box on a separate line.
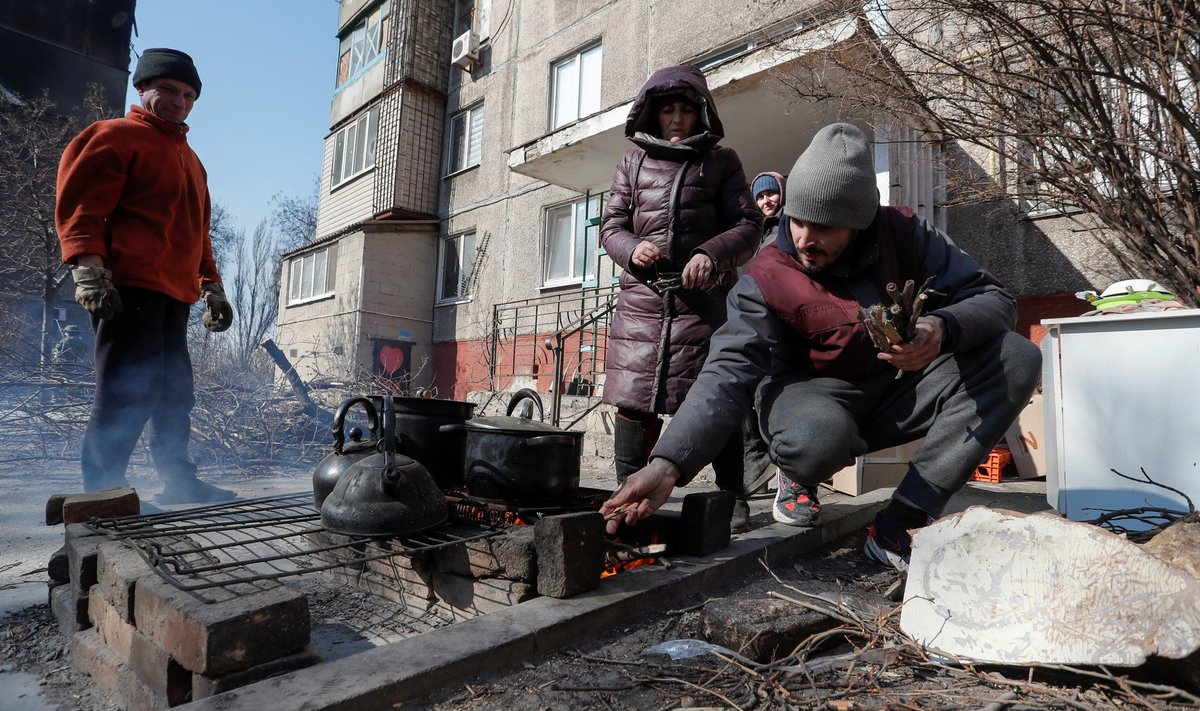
[783, 123, 878, 230]
[132, 48, 202, 98]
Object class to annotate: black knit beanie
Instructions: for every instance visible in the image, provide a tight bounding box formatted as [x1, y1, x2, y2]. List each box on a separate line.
[132, 48, 202, 98]
[783, 123, 878, 230]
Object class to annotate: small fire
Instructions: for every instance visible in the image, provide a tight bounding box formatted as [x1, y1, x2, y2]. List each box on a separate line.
[600, 556, 657, 578]
[600, 533, 665, 579]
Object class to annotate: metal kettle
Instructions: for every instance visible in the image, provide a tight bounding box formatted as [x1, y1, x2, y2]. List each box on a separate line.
[312, 397, 381, 509]
[320, 394, 448, 537]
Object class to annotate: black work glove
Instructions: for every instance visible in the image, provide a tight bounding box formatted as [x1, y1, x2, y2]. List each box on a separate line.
[201, 282, 234, 332]
[71, 266, 123, 320]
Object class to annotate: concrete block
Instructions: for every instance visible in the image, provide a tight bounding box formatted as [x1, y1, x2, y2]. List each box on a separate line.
[65, 523, 103, 592]
[46, 493, 68, 525]
[677, 491, 735, 556]
[133, 572, 310, 676]
[96, 540, 154, 622]
[534, 512, 604, 599]
[89, 588, 134, 662]
[50, 582, 89, 638]
[70, 629, 166, 711]
[62, 487, 139, 525]
[48, 545, 70, 583]
[701, 597, 837, 663]
[191, 644, 321, 700]
[130, 629, 191, 707]
[432, 526, 536, 581]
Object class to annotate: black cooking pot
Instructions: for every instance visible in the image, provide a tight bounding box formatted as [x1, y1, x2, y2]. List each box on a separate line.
[441, 410, 583, 501]
[369, 395, 475, 489]
[312, 397, 381, 509]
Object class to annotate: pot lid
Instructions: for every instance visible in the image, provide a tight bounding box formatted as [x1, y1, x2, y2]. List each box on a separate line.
[465, 415, 574, 434]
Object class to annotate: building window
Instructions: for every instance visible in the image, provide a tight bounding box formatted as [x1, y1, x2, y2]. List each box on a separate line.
[336, 1, 391, 87]
[455, 0, 490, 39]
[438, 231, 476, 303]
[543, 195, 600, 286]
[448, 104, 484, 174]
[288, 246, 335, 304]
[332, 106, 380, 188]
[550, 43, 602, 129]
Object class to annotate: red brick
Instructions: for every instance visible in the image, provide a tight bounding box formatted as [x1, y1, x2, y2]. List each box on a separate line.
[130, 630, 191, 707]
[191, 644, 321, 700]
[50, 583, 89, 638]
[430, 572, 535, 618]
[133, 572, 310, 676]
[432, 526, 536, 581]
[46, 493, 68, 526]
[96, 540, 154, 622]
[62, 487, 139, 525]
[65, 523, 103, 592]
[89, 588, 134, 662]
[70, 629, 167, 711]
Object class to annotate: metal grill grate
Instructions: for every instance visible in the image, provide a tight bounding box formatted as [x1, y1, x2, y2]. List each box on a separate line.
[84, 493, 503, 604]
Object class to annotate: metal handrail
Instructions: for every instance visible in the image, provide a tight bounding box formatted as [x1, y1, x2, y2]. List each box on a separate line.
[544, 292, 618, 427]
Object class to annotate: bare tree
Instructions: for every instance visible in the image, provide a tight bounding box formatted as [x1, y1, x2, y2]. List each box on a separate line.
[269, 177, 320, 252]
[771, 0, 1199, 303]
[225, 219, 282, 372]
[208, 201, 241, 269]
[0, 86, 111, 365]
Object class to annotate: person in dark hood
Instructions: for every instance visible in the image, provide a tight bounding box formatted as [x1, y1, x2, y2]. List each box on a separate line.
[600, 65, 762, 531]
[601, 123, 1041, 570]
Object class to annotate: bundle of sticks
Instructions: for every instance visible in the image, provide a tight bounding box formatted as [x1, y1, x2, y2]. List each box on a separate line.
[858, 276, 936, 351]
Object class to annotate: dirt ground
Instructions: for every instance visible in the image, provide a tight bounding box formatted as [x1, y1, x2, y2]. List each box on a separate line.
[3, 467, 1199, 710]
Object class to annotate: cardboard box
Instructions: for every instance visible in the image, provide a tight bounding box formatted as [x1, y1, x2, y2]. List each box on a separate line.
[1004, 391, 1046, 479]
[828, 438, 924, 496]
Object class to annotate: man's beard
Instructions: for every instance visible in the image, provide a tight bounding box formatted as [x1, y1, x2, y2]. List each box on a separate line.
[798, 247, 828, 275]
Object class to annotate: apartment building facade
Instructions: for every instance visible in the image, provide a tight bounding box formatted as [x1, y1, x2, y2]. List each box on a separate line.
[278, 0, 1103, 404]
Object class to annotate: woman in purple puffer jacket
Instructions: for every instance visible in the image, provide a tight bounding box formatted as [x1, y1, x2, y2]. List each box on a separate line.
[600, 64, 761, 527]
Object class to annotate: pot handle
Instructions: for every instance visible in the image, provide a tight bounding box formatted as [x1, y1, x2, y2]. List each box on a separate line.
[521, 434, 576, 448]
[331, 397, 380, 455]
[438, 423, 466, 434]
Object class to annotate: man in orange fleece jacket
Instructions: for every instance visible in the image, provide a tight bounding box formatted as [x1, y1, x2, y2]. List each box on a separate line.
[56, 48, 236, 504]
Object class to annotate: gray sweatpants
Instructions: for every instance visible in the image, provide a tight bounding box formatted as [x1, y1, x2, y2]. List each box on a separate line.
[755, 331, 1042, 517]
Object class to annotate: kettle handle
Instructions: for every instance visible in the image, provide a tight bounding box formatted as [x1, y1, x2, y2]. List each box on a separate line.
[331, 397, 379, 455]
[438, 423, 466, 434]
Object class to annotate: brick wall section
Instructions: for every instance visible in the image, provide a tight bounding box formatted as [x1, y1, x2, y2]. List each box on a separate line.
[132, 574, 310, 676]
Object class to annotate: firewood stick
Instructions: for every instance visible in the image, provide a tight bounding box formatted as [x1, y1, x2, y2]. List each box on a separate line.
[908, 292, 929, 334]
[902, 279, 915, 303]
[877, 311, 905, 345]
[889, 303, 909, 341]
[886, 282, 903, 307]
[858, 310, 892, 351]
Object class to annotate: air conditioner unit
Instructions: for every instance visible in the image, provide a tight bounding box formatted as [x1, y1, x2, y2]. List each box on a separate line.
[451, 31, 480, 71]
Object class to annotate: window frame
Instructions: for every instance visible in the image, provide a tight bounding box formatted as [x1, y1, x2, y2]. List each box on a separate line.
[542, 195, 601, 287]
[336, 0, 391, 88]
[287, 247, 334, 305]
[436, 231, 477, 304]
[446, 103, 484, 175]
[549, 43, 602, 130]
[331, 105, 380, 189]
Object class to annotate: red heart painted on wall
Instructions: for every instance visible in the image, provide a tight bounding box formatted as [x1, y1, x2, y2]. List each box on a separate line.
[379, 345, 405, 376]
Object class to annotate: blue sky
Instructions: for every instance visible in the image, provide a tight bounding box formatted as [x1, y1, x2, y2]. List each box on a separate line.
[125, 1, 339, 237]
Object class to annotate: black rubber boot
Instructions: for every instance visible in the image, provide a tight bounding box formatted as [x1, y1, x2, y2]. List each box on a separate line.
[613, 414, 647, 485]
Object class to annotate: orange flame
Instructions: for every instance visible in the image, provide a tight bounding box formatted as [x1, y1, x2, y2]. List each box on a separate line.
[600, 556, 657, 579]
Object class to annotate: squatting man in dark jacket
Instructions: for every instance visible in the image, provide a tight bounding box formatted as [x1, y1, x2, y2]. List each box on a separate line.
[55, 48, 237, 504]
[601, 123, 1042, 570]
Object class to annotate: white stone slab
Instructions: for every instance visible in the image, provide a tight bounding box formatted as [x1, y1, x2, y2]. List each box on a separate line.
[901, 507, 1200, 665]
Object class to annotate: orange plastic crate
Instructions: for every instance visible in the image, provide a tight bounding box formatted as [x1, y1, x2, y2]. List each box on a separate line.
[972, 448, 1012, 483]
